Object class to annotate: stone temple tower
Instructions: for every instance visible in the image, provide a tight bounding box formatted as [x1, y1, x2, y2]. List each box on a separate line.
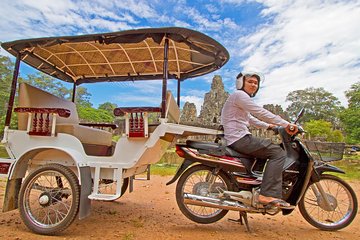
[198, 75, 229, 127]
[180, 102, 197, 124]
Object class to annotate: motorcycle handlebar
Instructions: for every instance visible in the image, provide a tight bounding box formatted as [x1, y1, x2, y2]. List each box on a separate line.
[271, 125, 304, 136]
[271, 126, 280, 135]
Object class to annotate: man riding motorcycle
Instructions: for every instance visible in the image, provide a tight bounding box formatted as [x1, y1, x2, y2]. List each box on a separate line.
[220, 71, 298, 208]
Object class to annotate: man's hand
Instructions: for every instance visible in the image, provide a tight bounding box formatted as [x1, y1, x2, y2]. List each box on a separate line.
[267, 124, 276, 130]
[285, 124, 298, 135]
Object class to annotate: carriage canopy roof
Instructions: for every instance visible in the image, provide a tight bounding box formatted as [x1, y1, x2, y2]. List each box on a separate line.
[1, 27, 229, 85]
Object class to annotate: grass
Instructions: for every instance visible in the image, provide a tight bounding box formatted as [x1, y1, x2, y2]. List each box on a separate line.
[150, 164, 179, 176]
[330, 154, 360, 180]
[0, 145, 9, 158]
[122, 232, 134, 240]
[130, 217, 144, 228]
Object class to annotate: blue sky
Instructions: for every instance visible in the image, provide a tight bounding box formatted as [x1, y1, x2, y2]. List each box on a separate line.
[0, 0, 359, 115]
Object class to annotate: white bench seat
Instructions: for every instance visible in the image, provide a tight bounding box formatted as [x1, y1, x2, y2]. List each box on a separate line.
[56, 123, 112, 146]
[17, 83, 113, 149]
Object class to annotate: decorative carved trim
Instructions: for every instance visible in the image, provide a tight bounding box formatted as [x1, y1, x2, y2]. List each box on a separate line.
[14, 107, 71, 136]
[14, 107, 71, 118]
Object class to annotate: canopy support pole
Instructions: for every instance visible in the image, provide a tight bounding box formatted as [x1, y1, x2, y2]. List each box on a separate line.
[4, 53, 21, 127]
[72, 83, 77, 102]
[161, 37, 169, 118]
[177, 79, 181, 107]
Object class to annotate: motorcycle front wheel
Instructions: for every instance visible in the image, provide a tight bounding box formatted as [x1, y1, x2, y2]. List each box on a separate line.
[299, 174, 358, 231]
[175, 164, 232, 224]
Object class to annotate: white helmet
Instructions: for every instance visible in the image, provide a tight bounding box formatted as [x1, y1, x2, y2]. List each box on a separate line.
[236, 70, 264, 97]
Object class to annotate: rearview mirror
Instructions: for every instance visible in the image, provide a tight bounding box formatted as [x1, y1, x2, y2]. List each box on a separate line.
[294, 108, 305, 124]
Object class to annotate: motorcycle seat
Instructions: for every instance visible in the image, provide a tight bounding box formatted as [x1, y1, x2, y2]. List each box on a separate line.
[225, 147, 252, 158]
[186, 140, 220, 150]
[186, 140, 252, 159]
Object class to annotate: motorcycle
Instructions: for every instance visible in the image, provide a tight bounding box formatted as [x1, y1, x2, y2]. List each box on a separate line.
[167, 109, 358, 231]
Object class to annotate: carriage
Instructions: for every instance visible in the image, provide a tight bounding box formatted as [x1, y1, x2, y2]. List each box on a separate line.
[0, 27, 229, 234]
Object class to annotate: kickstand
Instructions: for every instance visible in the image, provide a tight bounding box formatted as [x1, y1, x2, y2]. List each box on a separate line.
[228, 211, 251, 232]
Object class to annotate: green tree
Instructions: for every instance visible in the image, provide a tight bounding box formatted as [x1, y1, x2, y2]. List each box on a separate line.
[0, 55, 13, 90]
[339, 82, 360, 144]
[340, 108, 360, 144]
[25, 72, 69, 98]
[304, 119, 344, 142]
[263, 104, 289, 121]
[0, 55, 13, 111]
[98, 102, 118, 115]
[345, 82, 360, 108]
[23, 72, 100, 122]
[328, 129, 344, 143]
[73, 86, 92, 108]
[77, 106, 114, 123]
[26, 75, 112, 123]
[24, 72, 92, 107]
[0, 55, 15, 137]
[286, 87, 342, 125]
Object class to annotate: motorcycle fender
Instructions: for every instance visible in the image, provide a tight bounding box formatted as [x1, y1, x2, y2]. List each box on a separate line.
[312, 164, 345, 182]
[166, 159, 193, 185]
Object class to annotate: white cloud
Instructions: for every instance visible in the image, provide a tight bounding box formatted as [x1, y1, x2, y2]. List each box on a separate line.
[115, 0, 158, 19]
[205, 4, 219, 14]
[186, 89, 207, 97]
[0, 0, 157, 41]
[238, 0, 360, 108]
[177, 5, 240, 32]
[1, 0, 359, 113]
[219, 0, 246, 5]
[154, 14, 191, 28]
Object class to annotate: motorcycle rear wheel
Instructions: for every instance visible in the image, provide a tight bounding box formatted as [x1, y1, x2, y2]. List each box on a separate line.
[299, 174, 358, 231]
[175, 164, 232, 224]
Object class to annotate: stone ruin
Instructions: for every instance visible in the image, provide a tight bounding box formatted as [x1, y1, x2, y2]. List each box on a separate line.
[180, 75, 229, 129]
[180, 102, 197, 124]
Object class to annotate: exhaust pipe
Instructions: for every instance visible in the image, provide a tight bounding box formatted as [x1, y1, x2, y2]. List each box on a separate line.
[183, 194, 261, 213]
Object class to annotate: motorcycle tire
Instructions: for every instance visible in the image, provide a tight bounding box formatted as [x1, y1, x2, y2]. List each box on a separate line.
[19, 164, 80, 235]
[175, 164, 232, 224]
[299, 174, 358, 231]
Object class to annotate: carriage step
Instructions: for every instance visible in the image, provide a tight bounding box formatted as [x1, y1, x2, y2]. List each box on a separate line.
[88, 193, 120, 201]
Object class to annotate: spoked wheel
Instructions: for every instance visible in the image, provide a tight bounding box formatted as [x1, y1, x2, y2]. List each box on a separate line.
[175, 164, 232, 224]
[19, 164, 80, 235]
[299, 174, 358, 231]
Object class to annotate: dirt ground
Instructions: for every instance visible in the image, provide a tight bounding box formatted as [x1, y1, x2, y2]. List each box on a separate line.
[0, 175, 359, 240]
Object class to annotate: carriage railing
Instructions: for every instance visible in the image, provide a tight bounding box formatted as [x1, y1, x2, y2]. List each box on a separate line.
[14, 107, 71, 136]
[114, 107, 162, 138]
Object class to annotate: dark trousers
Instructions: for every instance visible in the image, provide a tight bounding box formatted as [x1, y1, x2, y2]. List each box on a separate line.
[229, 134, 286, 198]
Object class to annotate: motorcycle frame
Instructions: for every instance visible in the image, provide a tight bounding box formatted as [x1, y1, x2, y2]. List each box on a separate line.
[168, 129, 346, 215]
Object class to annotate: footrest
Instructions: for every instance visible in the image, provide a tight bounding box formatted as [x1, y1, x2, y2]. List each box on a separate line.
[88, 193, 120, 201]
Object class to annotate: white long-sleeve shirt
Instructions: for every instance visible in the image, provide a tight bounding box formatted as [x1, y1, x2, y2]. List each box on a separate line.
[221, 90, 290, 146]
